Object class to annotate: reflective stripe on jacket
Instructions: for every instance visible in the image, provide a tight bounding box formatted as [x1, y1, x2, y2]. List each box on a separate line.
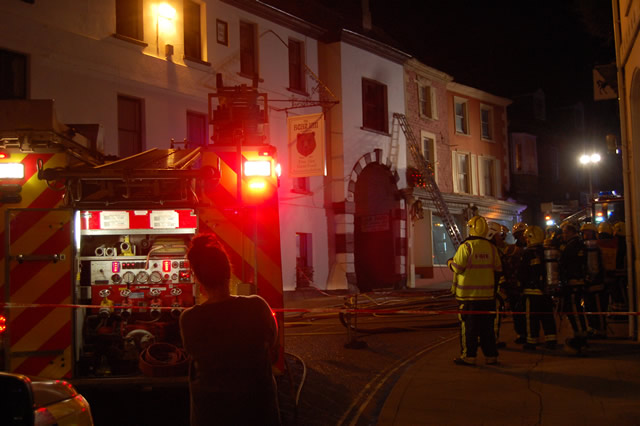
[450, 237, 502, 301]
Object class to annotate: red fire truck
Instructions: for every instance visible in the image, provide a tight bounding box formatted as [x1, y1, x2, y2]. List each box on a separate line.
[0, 84, 284, 382]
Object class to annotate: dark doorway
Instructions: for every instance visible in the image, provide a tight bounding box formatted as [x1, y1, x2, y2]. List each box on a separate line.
[354, 163, 397, 292]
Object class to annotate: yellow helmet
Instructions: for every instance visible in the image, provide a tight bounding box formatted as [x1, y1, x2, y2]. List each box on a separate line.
[580, 223, 597, 233]
[486, 221, 503, 240]
[467, 215, 488, 238]
[613, 221, 626, 237]
[597, 222, 614, 235]
[524, 225, 545, 246]
[512, 222, 527, 235]
[560, 221, 578, 232]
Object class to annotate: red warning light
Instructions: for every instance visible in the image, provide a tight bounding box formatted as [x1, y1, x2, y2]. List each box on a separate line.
[162, 260, 171, 273]
[0, 152, 8, 159]
[248, 178, 267, 191]
[112, 262, 120, 273]
[0, 315, 6, 334]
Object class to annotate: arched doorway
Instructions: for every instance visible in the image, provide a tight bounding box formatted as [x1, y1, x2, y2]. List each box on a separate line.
[354, 163, 398, 291]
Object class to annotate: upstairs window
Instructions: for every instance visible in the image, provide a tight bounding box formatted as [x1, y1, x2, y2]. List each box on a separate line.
[0, 49, 27, 99]
[481, 157, 496, 197]
[240, 21, 258, 78]
[116, 0, 143, 41]
[184, 1, 202, 61]
[362, 78, 388, 133]
[418, 83, 436, 119]
[480, 105, 493, 140]
[288, 38, 306, 93]
[454, 97, 469, 135]
[454, 152, 470, 194]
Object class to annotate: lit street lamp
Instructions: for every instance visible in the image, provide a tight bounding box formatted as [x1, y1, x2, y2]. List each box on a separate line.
[579, 152, 601, 199]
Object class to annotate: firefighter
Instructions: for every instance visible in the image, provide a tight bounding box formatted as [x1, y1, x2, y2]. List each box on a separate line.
[581, 223, 607, 338]
[448, 215, 502, 366]
[487, 221, 507, 348]
[517, 225, 558, 350]
[558, 221, 588, 354]
[544, 225, 562, 249]
[504, 223, 526, 344]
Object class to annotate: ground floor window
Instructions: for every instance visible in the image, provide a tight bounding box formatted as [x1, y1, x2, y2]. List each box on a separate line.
[432, 215, 458, 265]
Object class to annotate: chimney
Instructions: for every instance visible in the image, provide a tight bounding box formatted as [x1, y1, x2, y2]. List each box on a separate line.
[362, 0, 372, 31]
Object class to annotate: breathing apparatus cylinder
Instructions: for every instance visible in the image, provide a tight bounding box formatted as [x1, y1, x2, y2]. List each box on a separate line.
[544, 247, 560, 294]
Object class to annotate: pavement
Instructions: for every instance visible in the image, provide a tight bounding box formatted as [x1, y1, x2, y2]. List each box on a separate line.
[284, 282, 640, 426]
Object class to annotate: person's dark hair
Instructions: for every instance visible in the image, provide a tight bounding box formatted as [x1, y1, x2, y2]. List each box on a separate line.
[187, 234, 231, 291]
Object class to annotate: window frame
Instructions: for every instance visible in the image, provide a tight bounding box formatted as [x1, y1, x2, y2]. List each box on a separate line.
[361, 77, 389, 134]
[418, 82, 437, 120]
[115, 0, 144, 42]
[183, 0, 203, 61]
[480, 104, 494, 141]
[420, 130, 437, 182]
[454, 96, 469, 135]
[0, 48, 28, 100]
[117, 94, 145, 157]
[453, 151, 471, 194]
[480, 156, 496, 197]
[239, 20, 258, 79]
[288, 38, 306, 94]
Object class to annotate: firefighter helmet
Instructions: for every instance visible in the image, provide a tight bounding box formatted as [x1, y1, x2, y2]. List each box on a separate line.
[597, 222, 614, 236]
[524, 225, 545, 246]
[501, 225, 510, 235]
[613, 221, 626, 237]
[467, 215, 488, 238]
[580, 223, 597, 233]
[560, 221, 578, 232]
[545, 224, 559, 237]
[486, 221, 503, 240]
[512, 222, 527, 235]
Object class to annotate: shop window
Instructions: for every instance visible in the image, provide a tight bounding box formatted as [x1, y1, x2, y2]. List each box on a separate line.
[432, 215, 457, 265]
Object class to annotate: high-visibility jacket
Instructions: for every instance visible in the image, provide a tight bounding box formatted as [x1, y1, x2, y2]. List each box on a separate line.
[450, 237, 502, 301]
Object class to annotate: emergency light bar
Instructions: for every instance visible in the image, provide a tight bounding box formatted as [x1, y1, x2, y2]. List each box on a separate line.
[0, 163, 24, 179]
[244, 161, 271, 177]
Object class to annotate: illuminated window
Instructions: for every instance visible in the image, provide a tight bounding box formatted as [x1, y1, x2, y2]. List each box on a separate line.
[432, 215, 458, 265]
[418, 83, 436, 119]
[481, 157, 496, 197]
[362, 78, 388, 133]
[0, 49, 27, 99]
[240, 21, 258, 78]
[116, 0, 143, 41]
[480, 105, 493, 140]
[454, 97, 468, 135]
[184, 1, 202, 60]
[187, 111, 208, 147]
[118, 95, 145, 157]
[288, 38, 306, 93]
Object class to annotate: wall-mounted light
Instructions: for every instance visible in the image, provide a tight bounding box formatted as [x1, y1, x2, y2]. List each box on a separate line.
[156, 3, 177, 56]
[158, 3, 176, 20]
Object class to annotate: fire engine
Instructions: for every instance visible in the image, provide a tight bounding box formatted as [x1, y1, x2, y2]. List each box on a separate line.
[0, 80, 284, 382]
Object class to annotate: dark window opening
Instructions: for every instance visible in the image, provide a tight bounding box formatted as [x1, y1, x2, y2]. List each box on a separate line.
[288, 39, 305, 92]
[362, 78, 388, 133]
[118, 95, 144, 157]
[184, 1, 202, 60]
[240, 21, 257, 77]
[187, 111, 208, 147]
[116, 0, 143, 41]
[0, 49, 27, 99]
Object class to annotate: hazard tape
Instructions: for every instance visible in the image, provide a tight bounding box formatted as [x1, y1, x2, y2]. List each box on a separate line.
[1, 302, 638, 316]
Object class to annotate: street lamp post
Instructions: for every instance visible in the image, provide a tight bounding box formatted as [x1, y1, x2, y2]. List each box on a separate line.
[579, 152, 601, 199]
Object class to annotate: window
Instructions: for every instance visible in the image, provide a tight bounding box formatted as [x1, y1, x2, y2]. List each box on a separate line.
[515, 142, 523, 172]
[292, 177, 310, 193]
[418, 83, 436, 119]
[118, 95, 144, 157]
[0, 49, 27, 99]
[420, 131, 437, 181]
[240, 21, 257, 78]
[480, 105, 493, 140]
[184, 1, 202, 60]
[187, 111, 208, 147]
[481, 157, 496, 197]
[296, 232, 313, 287]
[454, 97, 468, 135]
[454, 152, 470, 194]
[362, 78, 388, 133]
[432, 215, 458, 265]
[116, 0, 143, 41]
[288, 39, 306, 93]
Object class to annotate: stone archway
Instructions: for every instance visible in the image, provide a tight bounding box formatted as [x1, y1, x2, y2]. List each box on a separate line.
[334, 149, 406, 292]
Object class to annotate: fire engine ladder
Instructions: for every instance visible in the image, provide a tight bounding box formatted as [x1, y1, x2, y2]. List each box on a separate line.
[393, 113, 463, 248]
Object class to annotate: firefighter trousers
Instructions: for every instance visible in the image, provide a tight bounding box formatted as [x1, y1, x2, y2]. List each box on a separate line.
[585, 284, 608, 336]
[563, 286, 588, 343]
[522, 294, 557, 344]
[458, 300, 498, 359]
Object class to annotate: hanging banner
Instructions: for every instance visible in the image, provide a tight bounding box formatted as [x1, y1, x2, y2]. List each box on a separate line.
[288, 113, 325, 177]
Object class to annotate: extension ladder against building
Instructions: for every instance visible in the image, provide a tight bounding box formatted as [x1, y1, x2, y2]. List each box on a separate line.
[393, 113, 463, 249]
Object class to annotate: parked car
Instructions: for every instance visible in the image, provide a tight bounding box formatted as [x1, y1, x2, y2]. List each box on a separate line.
[0, 372, 94, 425]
